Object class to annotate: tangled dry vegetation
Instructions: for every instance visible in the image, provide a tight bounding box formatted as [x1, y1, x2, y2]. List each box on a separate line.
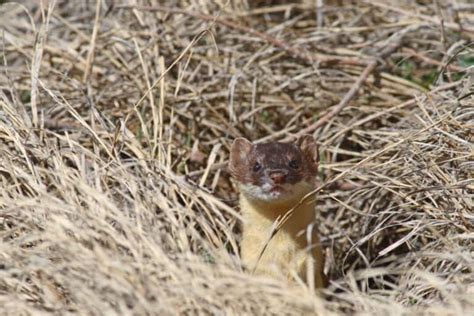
[1, 0, 473, 314]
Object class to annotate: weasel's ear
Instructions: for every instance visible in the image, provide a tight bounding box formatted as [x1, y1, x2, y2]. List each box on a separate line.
[297, 135, 319, 173]
[229, 137, 253, 178]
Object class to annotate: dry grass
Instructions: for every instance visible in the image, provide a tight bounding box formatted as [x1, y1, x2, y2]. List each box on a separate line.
[1, 0, 473, 315]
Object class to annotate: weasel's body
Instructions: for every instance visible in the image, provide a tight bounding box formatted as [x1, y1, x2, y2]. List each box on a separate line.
[229, 136, 326, 288]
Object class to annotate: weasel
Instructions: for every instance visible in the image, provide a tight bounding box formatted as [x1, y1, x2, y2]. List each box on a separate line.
[229, 135, 327, 288]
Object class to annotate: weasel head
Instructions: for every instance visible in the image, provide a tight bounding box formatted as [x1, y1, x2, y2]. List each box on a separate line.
[228, 135, 319, 203]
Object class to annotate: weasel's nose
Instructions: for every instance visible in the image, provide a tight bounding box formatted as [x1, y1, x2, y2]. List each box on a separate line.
[267, 170, 287, 184]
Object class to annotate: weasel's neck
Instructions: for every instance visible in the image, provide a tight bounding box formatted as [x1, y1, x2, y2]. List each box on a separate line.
[240, 192, 315, 235]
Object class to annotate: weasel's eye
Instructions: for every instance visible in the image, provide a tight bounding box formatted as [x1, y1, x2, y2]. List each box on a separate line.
[253, 162, 262, 172]
[289, 159, 299, 169]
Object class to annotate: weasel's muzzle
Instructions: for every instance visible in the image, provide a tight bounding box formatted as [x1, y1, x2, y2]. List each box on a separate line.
[266, 169, 288, 185]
